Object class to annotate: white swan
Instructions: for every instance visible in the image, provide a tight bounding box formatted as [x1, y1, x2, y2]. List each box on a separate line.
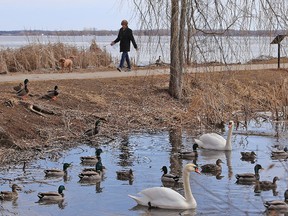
[194, 120, 234, 151]
[128, 163, 200, 209]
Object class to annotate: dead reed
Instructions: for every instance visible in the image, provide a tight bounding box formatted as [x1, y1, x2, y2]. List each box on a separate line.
[182, 69, 288, 127]
[0, 40, 111, 73]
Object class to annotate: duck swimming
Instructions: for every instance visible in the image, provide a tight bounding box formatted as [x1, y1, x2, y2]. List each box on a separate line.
[37, 185, 65, 201]
[264, 189, 288, 211]
[178, 144, 199, 159]
[0, 184, 21, 200]
[161, 166, 180, 183]
[235, 164, 263, 184]
[116, 169, 134, 181]
[80, 148, 103, 164]
[201, 159, 223, 173]
[44, 163, 71, 177]
[79, 160, 104, 181]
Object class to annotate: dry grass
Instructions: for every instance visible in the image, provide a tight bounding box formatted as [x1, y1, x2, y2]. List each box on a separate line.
[0, 41, 111, 73]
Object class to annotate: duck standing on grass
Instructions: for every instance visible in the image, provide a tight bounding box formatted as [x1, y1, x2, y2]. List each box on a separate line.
[0, 184, 21, 200]
[16, 80, 29, 99]
[83, 119, 101, 137]
[37, 185, 65, 202]
[41, 85, 59, 100]
[14, 79, 29, 92]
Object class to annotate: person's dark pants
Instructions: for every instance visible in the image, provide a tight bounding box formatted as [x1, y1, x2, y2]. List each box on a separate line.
[119, 51, 131, 69]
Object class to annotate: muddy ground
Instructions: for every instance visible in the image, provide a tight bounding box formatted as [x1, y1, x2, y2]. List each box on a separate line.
[0, 66, 287, 166]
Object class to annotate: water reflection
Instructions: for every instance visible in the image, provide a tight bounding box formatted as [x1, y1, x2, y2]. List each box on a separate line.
[118, 134, 134, 167]
[37, 199, 67, 209]
[130, 205, 196, 216]
[169, 128, 183, 177]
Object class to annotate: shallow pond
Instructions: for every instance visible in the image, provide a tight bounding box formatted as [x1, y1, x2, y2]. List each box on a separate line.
[0, 121, 287, 215]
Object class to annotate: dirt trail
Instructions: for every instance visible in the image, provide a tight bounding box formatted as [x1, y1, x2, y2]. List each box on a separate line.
[0, 63, 284, 83]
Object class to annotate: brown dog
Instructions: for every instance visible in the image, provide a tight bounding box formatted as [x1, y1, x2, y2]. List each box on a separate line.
[59, 56, 74, 72]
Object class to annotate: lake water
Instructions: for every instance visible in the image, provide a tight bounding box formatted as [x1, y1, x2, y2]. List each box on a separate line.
[0, 35, 287, 66]
[0, 120, 287, 215]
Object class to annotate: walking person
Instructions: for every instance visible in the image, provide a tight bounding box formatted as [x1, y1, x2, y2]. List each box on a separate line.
[111, 20, 138, 72]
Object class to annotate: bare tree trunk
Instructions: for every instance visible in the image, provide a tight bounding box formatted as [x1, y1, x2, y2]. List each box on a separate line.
[169, 0, 181, 99]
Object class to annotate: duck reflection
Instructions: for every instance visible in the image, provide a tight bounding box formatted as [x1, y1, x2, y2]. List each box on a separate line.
[37, 199, 67, 209]
[118, 134, 134, 167]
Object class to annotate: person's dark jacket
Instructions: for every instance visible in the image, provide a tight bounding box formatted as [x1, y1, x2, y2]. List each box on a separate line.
[113, 27, 137, 52]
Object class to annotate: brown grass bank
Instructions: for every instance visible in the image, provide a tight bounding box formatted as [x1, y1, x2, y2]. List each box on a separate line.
[0, 68, 287, 165]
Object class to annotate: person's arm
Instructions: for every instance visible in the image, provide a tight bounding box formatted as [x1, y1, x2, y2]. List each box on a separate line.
[130, 30, 138, 50]
[111, 29, 121, 45]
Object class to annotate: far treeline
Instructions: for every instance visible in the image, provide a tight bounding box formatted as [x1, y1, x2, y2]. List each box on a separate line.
[0, 29, 287, 37]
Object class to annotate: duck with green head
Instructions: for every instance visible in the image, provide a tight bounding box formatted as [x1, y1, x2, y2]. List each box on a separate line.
[37, 185, 65, 201]
[161, 166, 180, 183]
[235, 164, 263, 184]
[79, 160, 103, 181]
[44, 163, 71, 177]
[16, 79, 29, 99]
[41, 85, 59, 100]
[80, 148, 103, 164]
[0, 184, 21, 200]
[178, 144, 199, 159]
[14, 79, 29, 92]
[83, 119, 101, 137]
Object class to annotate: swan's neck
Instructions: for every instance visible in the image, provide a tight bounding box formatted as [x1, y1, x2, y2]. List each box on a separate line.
[183, 170, 194, 203]
[225, 126, 234, 150]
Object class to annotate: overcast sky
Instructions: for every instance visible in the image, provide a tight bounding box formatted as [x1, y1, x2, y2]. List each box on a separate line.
[0, 0, 137, 31]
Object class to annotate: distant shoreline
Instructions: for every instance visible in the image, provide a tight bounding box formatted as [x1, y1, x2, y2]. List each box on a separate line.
[0, 29, 286, 37]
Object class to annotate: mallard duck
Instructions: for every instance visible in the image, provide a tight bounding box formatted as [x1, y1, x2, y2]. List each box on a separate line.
[79, 160, 103, 181]
[13, 83, 23, 92]
[264, 189, 288, 211]
[80, 148, 103, 164]
[161, 166, 180, 183]
[240, 151, 257, 161]
[271, 147, 288, 159]
[0, 184, 21, 200]
[16, 84, 29, 99]
[44, 163, 71, 177]
[235, 164, 263, 184]
[178, 144, 199, 159]
[41, 85, 59, 100]
[116, 169, 134, 181]
[37, 185, 65, 201]
[258, 176, 280, 190]
[14, 79, 29, 92]
[201, 159, 223, 173]
[83, 119, 101, 137]
[194, 120, 234, 150]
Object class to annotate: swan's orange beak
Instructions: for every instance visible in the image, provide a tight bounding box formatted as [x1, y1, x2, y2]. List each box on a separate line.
[195, 167, 201, 174]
